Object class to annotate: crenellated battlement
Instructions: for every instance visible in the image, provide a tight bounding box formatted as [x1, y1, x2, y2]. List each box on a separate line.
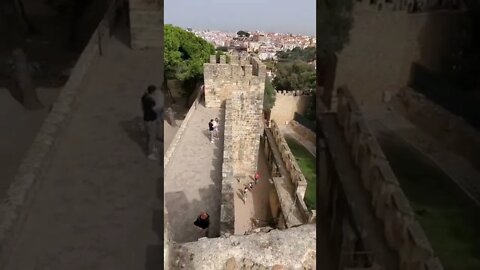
[204, 54, 266, 80]
[203, 53, 266, 108]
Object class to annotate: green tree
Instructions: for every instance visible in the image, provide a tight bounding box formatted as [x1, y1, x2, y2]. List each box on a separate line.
[164, 24, 215, 86]
[264, 58, 276, 71]
[317, 0, 354, 58]
[272, 60, 316, 90]
[276, 47, 316, 62]
[237, 30, 250, 37]
[216, 46, 228, 52]
[264, 78, 276, 112]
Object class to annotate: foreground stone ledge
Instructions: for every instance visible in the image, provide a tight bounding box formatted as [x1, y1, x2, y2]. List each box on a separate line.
[174, 224, 316, 270]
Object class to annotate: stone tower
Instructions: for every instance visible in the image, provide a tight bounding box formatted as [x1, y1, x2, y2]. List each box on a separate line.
[204, 54, 266, 176]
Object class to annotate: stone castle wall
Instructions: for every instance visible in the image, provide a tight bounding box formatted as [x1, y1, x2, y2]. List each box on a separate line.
[175, 224, 316, 270]
[129, 0, 162, 49]
[288, 120, 316, 146]
[219, 99, 235, 235]
[336, 86, 443, 270]
[204, 55, 266, 109]
[270, 90, 313, 125]
[207, 55, 266, 235]
[334, 0, 468, 107]
[392, 87, 480, 171]
[205, 54, 266, 176]
[270, 120, 314, 222]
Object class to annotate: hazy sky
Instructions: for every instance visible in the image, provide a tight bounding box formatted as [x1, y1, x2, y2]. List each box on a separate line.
[164, 0, 316, 36]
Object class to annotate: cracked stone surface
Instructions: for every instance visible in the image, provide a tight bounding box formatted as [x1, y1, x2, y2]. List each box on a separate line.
[172, 224, 316, 270]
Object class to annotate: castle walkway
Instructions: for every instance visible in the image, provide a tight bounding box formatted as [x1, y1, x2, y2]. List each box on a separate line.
[164, 104, 224, 243]
[2, 37, 163, 270]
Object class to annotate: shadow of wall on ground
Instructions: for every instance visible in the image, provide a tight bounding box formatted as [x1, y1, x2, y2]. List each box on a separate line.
[165, 184, 222, 244]
[208, 107, 225, 238]
[250, 143, 275, 228]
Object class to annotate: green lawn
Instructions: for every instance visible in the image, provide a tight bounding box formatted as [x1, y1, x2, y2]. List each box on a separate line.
[378, 134, 480, 270]
[285, 137, 316, 210]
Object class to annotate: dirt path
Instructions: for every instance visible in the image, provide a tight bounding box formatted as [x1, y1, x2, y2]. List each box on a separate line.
[3, 37, 163, 270]
[234, 146, 274, 234]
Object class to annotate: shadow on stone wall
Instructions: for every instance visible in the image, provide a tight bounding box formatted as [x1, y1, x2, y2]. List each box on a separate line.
[336, 86, 443, 269]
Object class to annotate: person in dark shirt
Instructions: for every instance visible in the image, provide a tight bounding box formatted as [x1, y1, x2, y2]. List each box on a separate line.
[141, 85, 158, 160]
[208, 119, 214, 143]
[194, 211, 210, 237]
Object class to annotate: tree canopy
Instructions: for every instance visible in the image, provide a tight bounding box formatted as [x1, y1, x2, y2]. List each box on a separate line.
[164, 24, 215, 82]
[237, 30, 250, 37]
[269, 47, 316, 91]
[264, 78, 276, 112]
[216, 46, 229, 52]
[276, 47, 316, 62]
[317, 0, 354, 58]
[272, 60, 316, 91]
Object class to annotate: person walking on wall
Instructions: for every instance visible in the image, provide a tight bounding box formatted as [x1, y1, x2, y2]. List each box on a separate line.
[254, 172, 260, 185]
[213, 117, 220, 139]
[141, 85, 158, 160]
[208, 119, 215, 143]
[243, 185, 249, 204]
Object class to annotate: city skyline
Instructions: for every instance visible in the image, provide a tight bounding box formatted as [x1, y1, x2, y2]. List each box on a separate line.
[164, 0, 316, 36]
[174, 26, 316, 37]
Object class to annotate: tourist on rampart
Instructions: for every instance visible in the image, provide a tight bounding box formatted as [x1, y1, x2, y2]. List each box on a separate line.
[141, 85, 158, 160]
[243, 186, 249, 203]
[194, 211, 210, 236]
[254, 172, 260, 184]
[208, 119, 215, 143]
[213, 117, 220, 138]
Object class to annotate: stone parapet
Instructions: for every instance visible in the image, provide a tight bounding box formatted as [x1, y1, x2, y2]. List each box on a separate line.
[220, 100, 235, 235]
[175, 224, 316, 269]
[269, 120, 313, 221]
[288, 120, 316, 145]
[335, 86, 443, 270]
[203, 54, 266, 108]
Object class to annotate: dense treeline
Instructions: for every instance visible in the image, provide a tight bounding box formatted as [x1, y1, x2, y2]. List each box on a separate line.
[164, 24, 215, 90]
[272, 47, 316, 91]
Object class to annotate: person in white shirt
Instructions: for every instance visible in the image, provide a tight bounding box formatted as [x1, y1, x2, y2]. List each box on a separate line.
[213, 117, 219, 139]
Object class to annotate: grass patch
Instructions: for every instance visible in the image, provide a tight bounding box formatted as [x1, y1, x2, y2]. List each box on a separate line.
[378, 134, 480, 270]
[285, 137, 316, 209]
